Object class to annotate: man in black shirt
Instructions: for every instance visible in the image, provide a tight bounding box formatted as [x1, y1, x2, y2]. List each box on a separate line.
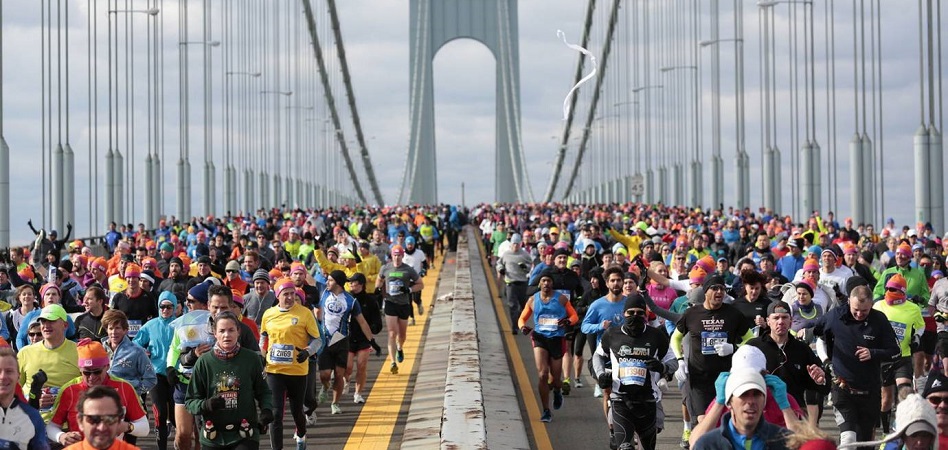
[746, 300, 829, 427]
[730, 270, 773, 333]
[671, 275, 754, 425]
[813, 285, 900, 448]
[75, 285, 109, 341]
[109, 264, 158, 338]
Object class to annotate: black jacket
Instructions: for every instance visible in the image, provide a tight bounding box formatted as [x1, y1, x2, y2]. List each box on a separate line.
[746, 332, 830, 406]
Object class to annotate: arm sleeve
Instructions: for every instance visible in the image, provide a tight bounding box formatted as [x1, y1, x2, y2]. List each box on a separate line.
[313, 250, 345, 274]
[671, 329, 686, 359]
[739, 328, 756, 345]
[517, 298, 534, 329]
[668, 278, 693, 292]
[642, 290, 682, 323]
[872, 270, 888, 300]
[166, 331, 182, 370]
[564, 298, 579, 325]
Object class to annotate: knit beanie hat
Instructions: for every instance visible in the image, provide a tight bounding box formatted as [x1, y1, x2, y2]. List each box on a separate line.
[688, 267, 707, 285]
[695, 255, 716, 274]
[252, 269, 270, 284]
[39, 283, 61, 299]
[802, 257, 820, 273]
[884, 273, 908, 304]
[896, 242, 913, 258]
[124, 263, 142, 279]
[77, 339, 110, 369]
[188, 281, 211, 304]
[290, 262, 307, 275]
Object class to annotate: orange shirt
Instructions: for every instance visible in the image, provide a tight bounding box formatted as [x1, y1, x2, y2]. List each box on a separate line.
[66, 439, 140, 450]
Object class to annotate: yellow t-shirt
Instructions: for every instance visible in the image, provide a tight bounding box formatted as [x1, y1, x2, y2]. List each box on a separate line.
[260, 303, 320, 376]
[18, 339, 80, 421]
[873, 300, 925, 357]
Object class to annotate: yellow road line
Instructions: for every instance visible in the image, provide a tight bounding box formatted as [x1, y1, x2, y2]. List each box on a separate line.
[344, 258, 442, 450]
[475, 238, 553, 450]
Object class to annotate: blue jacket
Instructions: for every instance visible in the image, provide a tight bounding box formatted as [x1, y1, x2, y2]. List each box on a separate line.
[777, 254, 804, 282]
[104, 335, 157, 395]
[693, 412, 790, 450]
[134, 292, 178, 376]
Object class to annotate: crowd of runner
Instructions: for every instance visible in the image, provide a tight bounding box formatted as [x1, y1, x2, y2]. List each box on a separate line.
[481, 203, 948, 450]
[0, 202, 947, 449]
[0, 205, 461, 450]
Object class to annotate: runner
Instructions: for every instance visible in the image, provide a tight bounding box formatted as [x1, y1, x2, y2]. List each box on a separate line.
[376, 245, 423, 375]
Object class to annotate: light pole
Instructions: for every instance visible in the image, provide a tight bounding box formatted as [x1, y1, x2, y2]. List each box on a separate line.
[177, 38, 219, 220]
[262, 90, 292, 207]
[698, 37, 743, 210]
[633, 85, 663, 203]
[0, 0, 7, 247]
[660, 65, 701, 207]
[225, 70, 260, 214]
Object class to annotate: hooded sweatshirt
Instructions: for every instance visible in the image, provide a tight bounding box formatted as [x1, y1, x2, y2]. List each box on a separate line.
[134, 291, 178, 376]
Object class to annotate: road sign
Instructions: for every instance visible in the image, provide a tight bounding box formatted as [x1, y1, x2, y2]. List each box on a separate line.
[630, 174, 644, 196]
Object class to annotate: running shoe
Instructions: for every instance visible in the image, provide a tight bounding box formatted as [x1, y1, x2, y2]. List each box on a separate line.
[680, 428, 691, 449]
[552, 390, 564, 410]
[594, 384, 603, 398]
[396, 348, 404, 363]
[574, 378, 584, 388]
[331, 403, 342, 415]
[418, 303, 425, 315]
[353, 393, 365, 404]
[410, 317, 416, 326]
[390, 362, 399, 374]
[658, 378, 668, 394]
[305, 411, 317, 426]
[294, 434, 306, 450]
[540, 409, 552, 423]
[609, 431, 618, 450]
[561, 379, 571, 396]
[343, 380, 351, 395]
[318, 386, 328, 404]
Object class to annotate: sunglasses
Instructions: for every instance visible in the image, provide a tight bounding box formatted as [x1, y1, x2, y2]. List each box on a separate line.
[159, 304, 174, 310]
[708, 285, 726, 292]
[928, 395, 948, 405]
[79, 414, 122, 426]
[28, 332, 42, 337]
[81, 368, 105, 376]
[225, 269, 237, 273]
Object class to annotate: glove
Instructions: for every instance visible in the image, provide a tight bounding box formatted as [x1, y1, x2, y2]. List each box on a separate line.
[295, 348, 310, 363]
[203, 395, 226, 412]
[674, 360, 689, 383]
[645, 359, 666, 376]
[597, 372, 613, 389]
[165, 366, 179, 382]
[764, 374, 791, 409]
[519, 326, 532, 335]
[258, 409, 274, 433]
[30, 369, 48, 390]
[369, 339, 382, 357]
[935, 311, 948, 323]
[714, 372, 730, 405]
[557, 317, 571, 328]
[714, 342, 735, 357]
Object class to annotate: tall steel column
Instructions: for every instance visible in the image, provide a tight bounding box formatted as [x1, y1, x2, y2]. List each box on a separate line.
[403, 0, 529, 203]
[0, 0, 7, 248]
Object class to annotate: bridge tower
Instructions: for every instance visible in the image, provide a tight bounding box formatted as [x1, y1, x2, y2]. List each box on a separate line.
[404, 0, 530, 204]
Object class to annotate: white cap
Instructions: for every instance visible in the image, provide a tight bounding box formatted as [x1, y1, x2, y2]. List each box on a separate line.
[839, 394, 937, 449]
[724, 369, 766, 403]
[731, 345, 767, 373]
[908, 229, 918, 237]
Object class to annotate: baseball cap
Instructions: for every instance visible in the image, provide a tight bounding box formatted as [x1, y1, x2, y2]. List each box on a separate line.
[731, 345, 766, 373]
[225, 260, 241, 272]
[767, 301, 792, 316]
[38, 304, 68, 322]
[510, 233, 522, 244]
[725, 368, 767, 403]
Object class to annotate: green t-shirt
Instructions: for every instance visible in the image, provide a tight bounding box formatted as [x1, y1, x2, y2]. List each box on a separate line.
[490, 231, 506, 256]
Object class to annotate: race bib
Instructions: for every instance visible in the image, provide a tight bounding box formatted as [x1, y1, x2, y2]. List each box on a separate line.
[40, 386, 59, 412]
[269, 344, 295, 364]
[387, 278, 405, 296]
[890, 321, 907, 343]
[701, 331, 728, 355]
[536, 315, 559, 333]
[617, 359, 648, 386]
[127, 320, 142, 339]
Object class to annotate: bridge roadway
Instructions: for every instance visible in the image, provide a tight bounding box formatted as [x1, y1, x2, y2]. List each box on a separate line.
[130, 226, 841, 449]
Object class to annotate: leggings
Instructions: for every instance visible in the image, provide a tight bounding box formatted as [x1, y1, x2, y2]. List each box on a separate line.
[611, 397, 657, 450]
[150, 375, 175, 450]
[267, 373, 308, 450]
[303, 359, 319, 414]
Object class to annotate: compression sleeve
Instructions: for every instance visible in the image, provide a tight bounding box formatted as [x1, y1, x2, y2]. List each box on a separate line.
[642, 290, 682, 323]
[518, 299, 534, 328]
[740, 328, 756, 345]
[564, 299, 579, 325]
[671, 329, 685, 359]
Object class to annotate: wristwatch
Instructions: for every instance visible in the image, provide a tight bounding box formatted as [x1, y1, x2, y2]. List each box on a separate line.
[127, 422, 134, 434]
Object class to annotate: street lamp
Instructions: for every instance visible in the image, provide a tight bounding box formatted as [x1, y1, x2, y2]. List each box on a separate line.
[226, 71, 260, 77]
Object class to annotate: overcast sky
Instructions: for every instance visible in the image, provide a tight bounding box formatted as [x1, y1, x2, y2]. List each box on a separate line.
[1, 0, 944, 245]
